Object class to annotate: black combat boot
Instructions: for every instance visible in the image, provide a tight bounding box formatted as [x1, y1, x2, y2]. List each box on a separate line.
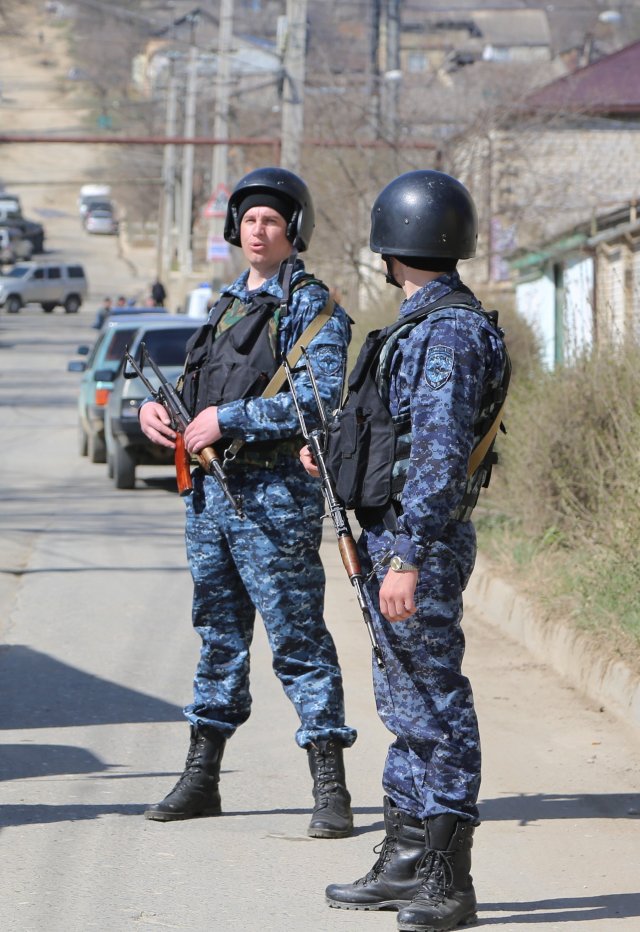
[144, 726, 226, 822]
[396, 815, 477, 931]
[325, 796, 427, 910]
[307, 739, 353, 838]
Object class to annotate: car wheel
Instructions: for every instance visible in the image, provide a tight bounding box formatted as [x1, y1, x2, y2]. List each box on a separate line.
[88, 431, 107, 464]
[42, 303, 56, 313]
[114, 442, 136, 489]
[78, 424, 88, 457]
[6, 295, 21, 314]
[64, 295, 81, 314]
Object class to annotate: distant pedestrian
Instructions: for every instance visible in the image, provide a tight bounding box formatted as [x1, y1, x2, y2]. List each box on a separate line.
[151, 279, 167, 307]
[92, 296, 112, 329]
[116, 295, 127, 308]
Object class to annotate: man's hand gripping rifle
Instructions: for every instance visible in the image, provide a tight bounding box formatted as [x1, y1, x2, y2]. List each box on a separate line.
[283, 349, 384, 669]
[123, 343, 244, 518]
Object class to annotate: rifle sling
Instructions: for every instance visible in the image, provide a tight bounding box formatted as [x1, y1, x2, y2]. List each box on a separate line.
[467, 401, 505, 478]
[224, 297, 335, 462]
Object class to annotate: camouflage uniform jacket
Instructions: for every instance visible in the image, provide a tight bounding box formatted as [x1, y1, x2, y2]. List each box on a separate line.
[215, 259, 351, 444]
[382, 271, 508, 569]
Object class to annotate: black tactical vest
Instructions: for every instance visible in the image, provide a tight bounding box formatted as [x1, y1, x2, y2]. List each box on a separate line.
[324, 290, 510, 528]
[180, 275, 322, 417]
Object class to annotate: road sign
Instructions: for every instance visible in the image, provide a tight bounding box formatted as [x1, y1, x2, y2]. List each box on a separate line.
[207, 234, 230, 262]
[203, 182, 231, 219]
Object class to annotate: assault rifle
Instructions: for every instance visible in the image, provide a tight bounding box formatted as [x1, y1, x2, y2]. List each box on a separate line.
[123, 343, 244, 518]
[283, 349, 384, 669]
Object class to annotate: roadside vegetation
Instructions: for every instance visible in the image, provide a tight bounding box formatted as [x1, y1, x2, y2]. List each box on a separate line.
[478, 313, 640, 673]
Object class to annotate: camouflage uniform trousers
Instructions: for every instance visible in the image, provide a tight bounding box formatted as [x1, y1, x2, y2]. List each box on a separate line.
[183, 462, 357, 750]
[362, 521, 480, 822]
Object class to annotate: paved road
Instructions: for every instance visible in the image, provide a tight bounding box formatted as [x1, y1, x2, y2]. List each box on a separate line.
[2, 12, 639, 931]
[1, 306, 639, 932]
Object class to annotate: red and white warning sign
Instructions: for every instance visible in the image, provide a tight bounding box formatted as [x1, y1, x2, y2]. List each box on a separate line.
[203, 182, 231, 218]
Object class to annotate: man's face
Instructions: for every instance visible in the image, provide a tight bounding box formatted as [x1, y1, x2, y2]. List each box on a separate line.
[240, 206, 292, 274]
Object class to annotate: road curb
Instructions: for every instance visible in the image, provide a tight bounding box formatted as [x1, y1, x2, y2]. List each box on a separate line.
[466, 553, 640, 735]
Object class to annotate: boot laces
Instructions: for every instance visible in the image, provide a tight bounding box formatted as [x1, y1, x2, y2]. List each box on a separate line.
[312, 749, 342, 806]
[412, 849, 455, 905]
[168, 733, 212, 794]
[356, 834, 397, 886]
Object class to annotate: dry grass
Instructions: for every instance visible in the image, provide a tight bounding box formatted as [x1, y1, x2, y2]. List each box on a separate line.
[478, 335, 640, 672]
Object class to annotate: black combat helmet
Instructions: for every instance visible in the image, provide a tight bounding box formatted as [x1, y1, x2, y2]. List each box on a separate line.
[224, 166, 315, 252]
[370, 169, 478, 260]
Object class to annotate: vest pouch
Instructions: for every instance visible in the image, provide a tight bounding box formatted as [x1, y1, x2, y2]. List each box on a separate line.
[198, 359, 271, 408]
[180, 323, 216, 415]
[325, 395, 396, 510]
[181, 302, 279, 416]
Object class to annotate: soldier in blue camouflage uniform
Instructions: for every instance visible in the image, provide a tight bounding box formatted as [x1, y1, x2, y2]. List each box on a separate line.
[139, 168, 356, 838]
[305, 171, 509, 930]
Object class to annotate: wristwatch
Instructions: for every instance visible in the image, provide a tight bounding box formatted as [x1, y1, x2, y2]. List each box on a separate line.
[389, 556, 419, 573]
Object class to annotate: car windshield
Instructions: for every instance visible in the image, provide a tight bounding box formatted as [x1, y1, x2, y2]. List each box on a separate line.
[136, 328, 196, 367]
[4, 265, 31, 278]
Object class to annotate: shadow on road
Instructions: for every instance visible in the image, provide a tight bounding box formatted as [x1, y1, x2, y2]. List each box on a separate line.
[479, 892, 640, 924]
[0, 645, 181, 730]
[479, 792, 640, 823]
[0, 802, 146, 829]
[0, 742, 107, 781]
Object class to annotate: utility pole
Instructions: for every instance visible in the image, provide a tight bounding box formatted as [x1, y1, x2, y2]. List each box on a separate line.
[370, 0, 382, 138]
[208, 0, 234, 290]
[157, 58, 178, 282]
[383, 0, 401, 141]
[280, 0, 307, 173]
[178, 12, 200, 277]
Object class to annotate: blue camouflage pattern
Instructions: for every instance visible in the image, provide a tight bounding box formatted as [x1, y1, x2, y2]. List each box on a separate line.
[216, 261, 350, 441]
[359, 271, 508, 823]
[183, 259, 357, 750]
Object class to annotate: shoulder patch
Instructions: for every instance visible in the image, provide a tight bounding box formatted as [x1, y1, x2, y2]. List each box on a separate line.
[425, 344, 454, 389]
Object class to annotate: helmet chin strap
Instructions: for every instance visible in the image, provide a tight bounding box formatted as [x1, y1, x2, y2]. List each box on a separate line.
[277, 248, 299, 306]
[383, 256, 402, 289]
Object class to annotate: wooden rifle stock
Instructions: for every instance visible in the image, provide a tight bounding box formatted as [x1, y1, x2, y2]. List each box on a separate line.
[337, 535, 362, 578]
[281, 351, 385, 669]
[123, 345, 244, 518]
[196, 444, 223, 474]
[175, 433, 194, 496]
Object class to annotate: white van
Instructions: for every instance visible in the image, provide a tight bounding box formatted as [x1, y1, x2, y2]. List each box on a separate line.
[184, 283, 213, 318]
[78, 184, 112, 218]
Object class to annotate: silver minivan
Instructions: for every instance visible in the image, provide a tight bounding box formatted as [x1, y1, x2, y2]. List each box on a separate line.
[0, 261, 88, 313]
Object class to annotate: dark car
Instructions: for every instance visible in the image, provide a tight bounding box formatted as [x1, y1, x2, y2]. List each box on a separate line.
[68, 313, 170, 462]
[0, 210, 45, 253]
[105, 318, 202, 489]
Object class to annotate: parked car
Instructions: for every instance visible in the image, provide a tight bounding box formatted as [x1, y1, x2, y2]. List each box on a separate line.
[93, 303, 169, 330]
[0, 193, 22, 214]
[0, 261, 88, 313]
[78, 184, 111, 218]
[0, 209, 45, 253]
[67, 313, 171, 463]
[84, 209, 119, 235]
[0, 226, 33, 264]
[105, 318, 203, 489]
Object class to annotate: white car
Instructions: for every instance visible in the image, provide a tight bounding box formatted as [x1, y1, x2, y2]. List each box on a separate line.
[85, 210, 118, 235]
